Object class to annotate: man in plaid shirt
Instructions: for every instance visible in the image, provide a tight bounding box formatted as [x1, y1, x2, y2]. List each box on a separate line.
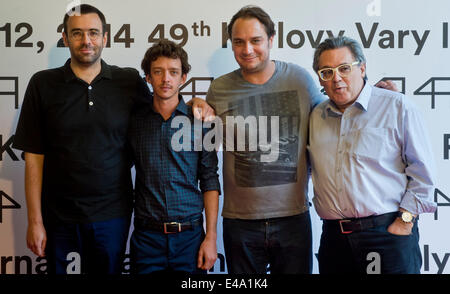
[128, 40, 220, 274]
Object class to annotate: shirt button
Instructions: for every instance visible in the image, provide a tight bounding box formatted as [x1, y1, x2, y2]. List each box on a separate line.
[88, 86, 92, 90]
[89, 101, 94, 106]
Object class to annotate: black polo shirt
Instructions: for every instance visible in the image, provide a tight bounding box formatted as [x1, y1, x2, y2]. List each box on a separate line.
[13, 58, 151, 223]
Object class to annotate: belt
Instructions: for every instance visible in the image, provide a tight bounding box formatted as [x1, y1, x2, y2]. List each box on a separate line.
[134, 218, 202, 234]
[323, 212, 397, 234]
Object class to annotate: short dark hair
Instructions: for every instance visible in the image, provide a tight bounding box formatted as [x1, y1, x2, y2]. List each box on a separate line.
[227, 5, 275, 40]
[141, 40, 191, 76]
[63, 4, 107, 34]
[313, 36, 368, 80]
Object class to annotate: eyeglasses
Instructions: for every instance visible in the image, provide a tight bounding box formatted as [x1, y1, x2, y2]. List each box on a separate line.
[69, 29, 102, 41]
[317, 61, 360, 81]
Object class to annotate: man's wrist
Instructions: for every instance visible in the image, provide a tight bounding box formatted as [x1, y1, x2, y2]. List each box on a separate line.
[204, 231, 217, 241]
[397, 209, 417, 224]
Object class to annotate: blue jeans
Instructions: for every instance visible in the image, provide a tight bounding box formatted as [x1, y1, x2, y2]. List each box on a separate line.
[318, 215, 422, 274]
[223, 211, 312, 274]
[130, 222, 206, 274]
[45, 216, 131, 274]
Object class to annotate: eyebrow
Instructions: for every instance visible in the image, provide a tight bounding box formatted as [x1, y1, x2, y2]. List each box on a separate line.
[70, 28, 101, 32]
[319, 62, 352, 69]
[152, 67, 182, 71]
[233, 36, 264, 41]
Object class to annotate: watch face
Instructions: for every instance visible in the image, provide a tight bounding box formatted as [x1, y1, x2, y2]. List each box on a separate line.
[401, 212, 413, 222]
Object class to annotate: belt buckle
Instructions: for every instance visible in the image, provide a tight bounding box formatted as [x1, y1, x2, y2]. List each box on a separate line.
[339, 219, 353, 234]
[164, 222, 181, 234]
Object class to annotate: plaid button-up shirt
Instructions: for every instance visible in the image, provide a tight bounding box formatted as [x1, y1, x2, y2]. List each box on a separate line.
[129, 95, 220, 222]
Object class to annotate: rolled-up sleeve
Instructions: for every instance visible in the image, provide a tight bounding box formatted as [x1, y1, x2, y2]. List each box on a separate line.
[198, 125, 221, 195]
[400, 100, 437, 214]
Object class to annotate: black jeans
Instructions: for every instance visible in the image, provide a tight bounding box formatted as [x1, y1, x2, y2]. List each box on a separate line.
[223, 211, 312, 274]
[318, 214, 422, 274]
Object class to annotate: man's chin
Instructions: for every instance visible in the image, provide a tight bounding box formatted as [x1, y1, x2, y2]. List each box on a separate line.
[240, 64, 262, 74]
[154, 93, 177, 101]
[73, 54, 101, 66]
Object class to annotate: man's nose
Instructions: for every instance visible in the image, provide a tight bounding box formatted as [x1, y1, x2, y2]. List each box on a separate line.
[81, 32, 92, 44]
[333, 69, 343, 82]
[243, 42, 253, 54]
[162, 71, 170, 81]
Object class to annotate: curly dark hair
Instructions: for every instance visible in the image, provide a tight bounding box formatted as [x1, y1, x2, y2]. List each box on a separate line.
[141, 40, 191, 76]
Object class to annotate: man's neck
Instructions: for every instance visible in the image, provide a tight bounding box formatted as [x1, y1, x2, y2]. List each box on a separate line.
[241, 60, 276, 85]
[70, 59, 102, 84]
[153, 94, 180, 121]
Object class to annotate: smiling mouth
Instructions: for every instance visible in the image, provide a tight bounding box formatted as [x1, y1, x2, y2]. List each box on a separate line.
[241, 55, 257, 61]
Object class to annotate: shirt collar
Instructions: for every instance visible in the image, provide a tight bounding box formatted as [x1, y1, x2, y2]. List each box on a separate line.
[174, 95, 190, 116]
[62, 58, 112, 83]
[149, 94, 190, 117]
[353, 82, 372, 111]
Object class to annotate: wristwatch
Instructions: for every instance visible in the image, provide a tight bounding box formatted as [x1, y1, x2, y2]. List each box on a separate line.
[398, 211, 416, 223]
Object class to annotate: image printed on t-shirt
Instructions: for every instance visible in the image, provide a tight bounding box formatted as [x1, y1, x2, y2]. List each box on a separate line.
[224, 90, 300, 187]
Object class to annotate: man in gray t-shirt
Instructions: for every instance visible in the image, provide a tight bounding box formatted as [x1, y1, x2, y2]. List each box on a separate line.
[206, 5, 323, 274]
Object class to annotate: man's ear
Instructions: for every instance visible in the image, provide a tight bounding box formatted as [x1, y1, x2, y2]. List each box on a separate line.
[102, 31, 108, 47]
[62, 32, 69, 47]
[359, 62, 366, 79]
[268, 34, 275, 49]
[145, 74, 152, 84]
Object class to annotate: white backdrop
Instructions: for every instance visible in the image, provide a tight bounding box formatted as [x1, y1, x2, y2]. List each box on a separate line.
[1, 0, 449, 274]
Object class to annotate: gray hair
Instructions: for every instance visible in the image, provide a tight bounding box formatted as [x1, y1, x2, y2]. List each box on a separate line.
[313, 36, 367, 80]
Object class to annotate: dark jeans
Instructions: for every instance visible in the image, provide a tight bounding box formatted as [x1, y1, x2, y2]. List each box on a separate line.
[223, 211, 312, 274]
[45, 216, 131, 274]
[130, 222, 206, 274]
[318, 215, 422, 274]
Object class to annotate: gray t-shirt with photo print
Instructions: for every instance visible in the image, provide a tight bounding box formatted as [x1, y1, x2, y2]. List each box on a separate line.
[207, 60, 324, 219]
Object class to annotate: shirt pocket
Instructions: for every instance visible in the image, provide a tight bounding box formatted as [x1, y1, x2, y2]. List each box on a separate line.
[350, 127, 397, 160]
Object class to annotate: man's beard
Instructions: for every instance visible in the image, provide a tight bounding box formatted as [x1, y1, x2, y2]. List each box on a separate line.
[70, 44, 103, 66]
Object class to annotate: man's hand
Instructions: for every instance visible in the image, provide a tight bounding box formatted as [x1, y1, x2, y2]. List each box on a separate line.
[27, 222, 47, 257]
[387, 217, 413, 236]
[187, 97, 216, 121]
[197, 235, 217, 271]
[375, 80, 399, 92]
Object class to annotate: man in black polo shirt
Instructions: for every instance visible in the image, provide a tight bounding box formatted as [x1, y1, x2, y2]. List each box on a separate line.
[12, 4, 211, 274]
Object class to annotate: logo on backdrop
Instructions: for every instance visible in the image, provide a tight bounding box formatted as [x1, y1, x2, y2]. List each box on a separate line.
[0, 190, 21, 223]
[0, 77, 18, 109]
